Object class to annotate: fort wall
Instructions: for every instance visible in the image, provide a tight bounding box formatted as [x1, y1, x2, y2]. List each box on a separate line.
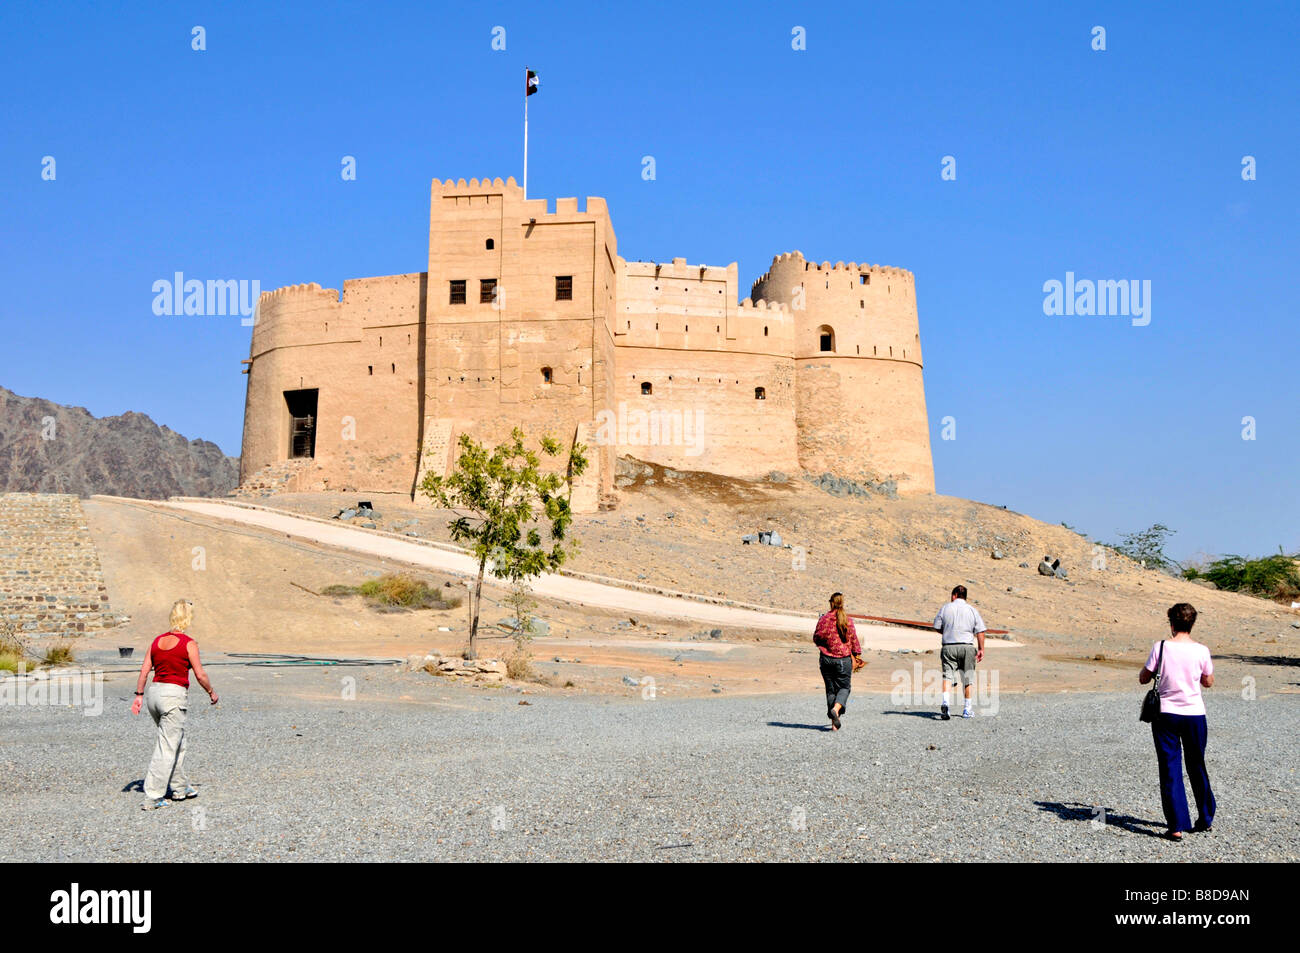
[751, 252, 934, 493]
[239, 181, 935, 507]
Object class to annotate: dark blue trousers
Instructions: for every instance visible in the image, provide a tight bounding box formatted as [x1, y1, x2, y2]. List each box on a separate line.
[1151, 712, 1216, 833]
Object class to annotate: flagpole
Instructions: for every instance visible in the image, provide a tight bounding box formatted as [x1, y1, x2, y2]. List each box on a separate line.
[523, 66, 529, 199]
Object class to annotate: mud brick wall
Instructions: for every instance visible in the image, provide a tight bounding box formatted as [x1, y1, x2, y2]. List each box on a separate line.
[0, 493, 113, 637]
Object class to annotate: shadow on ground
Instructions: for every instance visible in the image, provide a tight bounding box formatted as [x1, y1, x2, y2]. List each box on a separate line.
[880, 710, 943, 720]
[1215, 653, 1299, 668]
[767, 721, 831, 732]
[1034, 800, 1166, 838]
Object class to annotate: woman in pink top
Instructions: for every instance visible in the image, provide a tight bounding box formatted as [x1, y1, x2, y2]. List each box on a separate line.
[1138, 603, 1216, 840]
[131, 600, 219, 811]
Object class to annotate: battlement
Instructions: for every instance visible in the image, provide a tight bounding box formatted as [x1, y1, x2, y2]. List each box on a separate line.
[621, 257, 735, 284]
[753, 251, 915, 289]
[738, 297, 788, 313]
[260, 282, 340, 303]
[431, 176, 518, 193]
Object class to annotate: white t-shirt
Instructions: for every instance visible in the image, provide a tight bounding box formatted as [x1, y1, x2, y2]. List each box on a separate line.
[933, 599, 987, 645]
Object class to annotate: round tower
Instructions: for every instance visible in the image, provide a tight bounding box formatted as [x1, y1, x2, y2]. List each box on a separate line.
[750, 251, 934, 493]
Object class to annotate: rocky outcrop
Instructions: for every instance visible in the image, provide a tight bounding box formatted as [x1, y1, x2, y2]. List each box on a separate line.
[0, 386, 238, 499]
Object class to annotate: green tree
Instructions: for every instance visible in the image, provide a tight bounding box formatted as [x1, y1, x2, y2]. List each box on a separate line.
[1109, 523, 1180, 574]
[419, 428, 586, 658]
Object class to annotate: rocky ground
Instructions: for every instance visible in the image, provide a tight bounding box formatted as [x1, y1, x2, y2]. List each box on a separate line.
[1, 661, 1294, 862]
[251, 463, 1299, 696]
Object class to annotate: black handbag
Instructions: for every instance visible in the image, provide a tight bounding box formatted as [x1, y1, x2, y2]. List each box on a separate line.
[1140, 640, 1165, 723]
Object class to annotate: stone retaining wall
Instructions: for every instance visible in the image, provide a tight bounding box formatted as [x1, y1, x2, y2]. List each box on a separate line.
[0, 493, 115, 638]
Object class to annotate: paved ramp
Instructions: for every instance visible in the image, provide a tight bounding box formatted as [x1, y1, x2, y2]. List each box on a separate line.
[97, 496, 1018, 650]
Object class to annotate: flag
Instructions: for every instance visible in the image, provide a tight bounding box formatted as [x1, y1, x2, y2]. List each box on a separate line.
[526, 69, 539, 96]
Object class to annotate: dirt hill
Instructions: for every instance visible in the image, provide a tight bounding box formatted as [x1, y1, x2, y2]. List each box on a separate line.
[0, 385, 238, 499]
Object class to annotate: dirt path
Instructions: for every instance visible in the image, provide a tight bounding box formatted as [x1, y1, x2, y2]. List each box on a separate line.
[121, 496, 1025, 654]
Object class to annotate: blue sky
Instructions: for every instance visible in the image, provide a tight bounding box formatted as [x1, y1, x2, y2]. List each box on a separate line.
[2, 1, 1295, 561]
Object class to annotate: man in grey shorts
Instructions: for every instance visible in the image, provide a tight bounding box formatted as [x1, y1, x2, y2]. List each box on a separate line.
[933, 585, 987, 720]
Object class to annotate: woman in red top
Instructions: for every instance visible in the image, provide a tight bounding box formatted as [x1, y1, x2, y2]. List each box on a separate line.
[131, 599, 218, 810]
[814, 592, 862, 730]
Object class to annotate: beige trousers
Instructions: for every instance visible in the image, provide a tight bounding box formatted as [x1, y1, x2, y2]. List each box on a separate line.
[144, 682, 189, 799]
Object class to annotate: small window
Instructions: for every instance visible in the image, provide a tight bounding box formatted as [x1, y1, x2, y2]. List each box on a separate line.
[555, 275, 573, 300]
[391, 363, 395, 373]
[367, 366, 373, 375]
[754, 387, 766, 400]
[449, 280, 466, 304]
[860, 274, 869, 285]
[763, 326, 768, 336]
[541, 366, 553, 385]
[480, 278, 497, 304]
[860, 300, 864, 308]
[641, 381, 653, 395]
[819, 325, 835, 352]
[379, 336, 382, 346]
[486, 238, 495, 250]
[685, 325, 689, 332]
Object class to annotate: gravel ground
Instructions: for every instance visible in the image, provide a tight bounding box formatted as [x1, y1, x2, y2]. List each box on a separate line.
[1, 663, 1295, 862]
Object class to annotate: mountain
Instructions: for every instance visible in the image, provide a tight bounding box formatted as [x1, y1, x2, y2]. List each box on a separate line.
[0, 385, 238, 499]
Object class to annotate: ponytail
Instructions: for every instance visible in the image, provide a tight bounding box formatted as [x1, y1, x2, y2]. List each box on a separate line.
[830, 592, 849, 642]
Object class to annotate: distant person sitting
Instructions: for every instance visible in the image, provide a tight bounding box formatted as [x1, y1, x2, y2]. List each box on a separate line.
[1139, 603, 1216, 841]
[932, 585, 987, 720]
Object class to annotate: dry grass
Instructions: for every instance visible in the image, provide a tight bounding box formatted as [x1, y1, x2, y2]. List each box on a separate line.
[322, 574, 461, 610]
[41, 642, 75, 667]
[505, 649, 533, 680]
[0, 652, 25, 673]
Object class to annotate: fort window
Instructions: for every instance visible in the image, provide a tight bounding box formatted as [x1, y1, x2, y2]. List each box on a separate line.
[368, 365, 373, 375]
[764, 326, 768, 336]
[641, 382, 653, 395]
[860, 274, 869, 285]
[555, 276, 573, 300]
[284, 389, 318, 460]
[379, 336, 382, 347]
[685, 325, 689, 332]
[479, 278, 497, 304]
[485, 238, 495, 250]
[449, 280, 467, 305]
[819, 326, 835, 352]
[860, 300, 864, 308]
[391, 363, 396, 373]
[755, 387, 766, 400]
[856, 345, 860, 354]
[541, 366, 553, 385]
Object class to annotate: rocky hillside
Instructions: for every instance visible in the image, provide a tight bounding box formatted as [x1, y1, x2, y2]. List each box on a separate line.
[0, 386, 238, 499]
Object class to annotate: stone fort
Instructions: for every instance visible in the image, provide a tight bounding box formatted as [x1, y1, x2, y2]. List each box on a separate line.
[239, 176, 934, 510]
